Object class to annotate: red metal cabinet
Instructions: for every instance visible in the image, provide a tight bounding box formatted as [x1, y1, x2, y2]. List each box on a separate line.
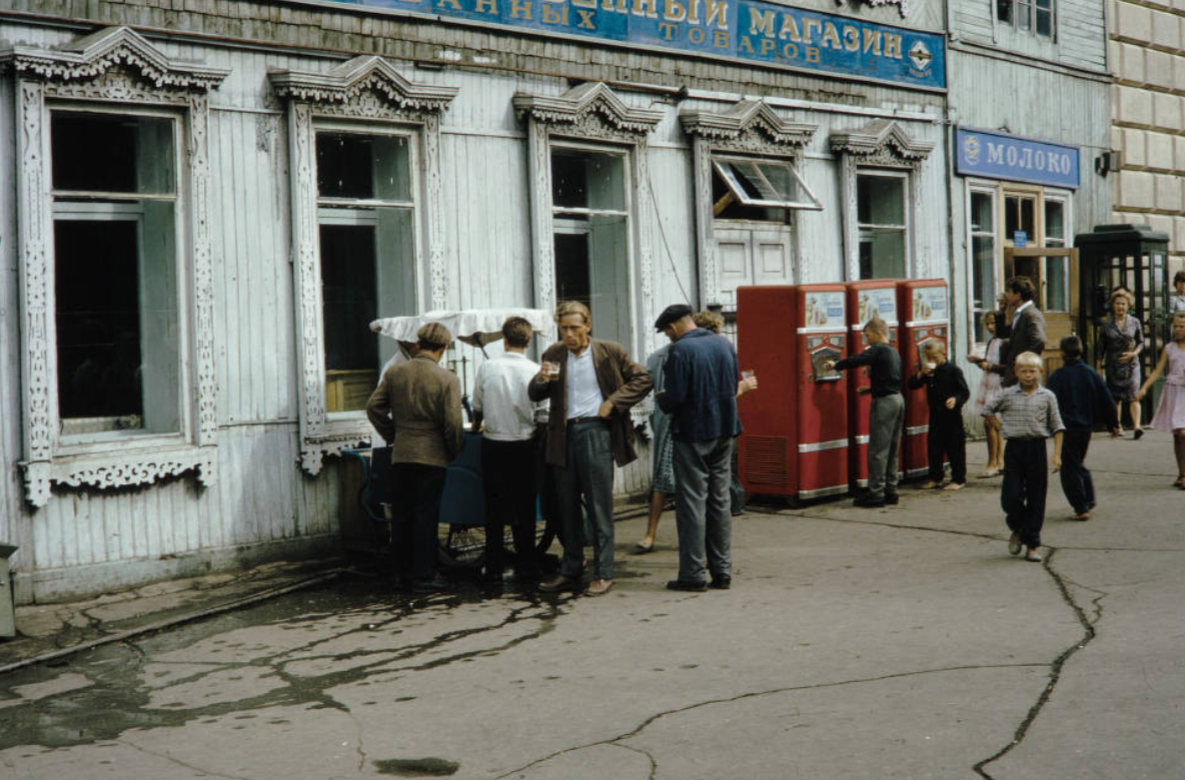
[896, 279, 950, 480]
[737, 284, 849, 500]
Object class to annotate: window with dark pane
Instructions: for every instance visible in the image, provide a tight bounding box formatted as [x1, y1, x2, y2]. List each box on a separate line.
[51, 111, 180, 437]
[316, 131, 416, 413]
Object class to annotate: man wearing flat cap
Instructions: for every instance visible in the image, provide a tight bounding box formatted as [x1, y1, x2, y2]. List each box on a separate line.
[529, 301, 652, 597]
[655, 304, 742, 592]
[367, 321, 464, 593]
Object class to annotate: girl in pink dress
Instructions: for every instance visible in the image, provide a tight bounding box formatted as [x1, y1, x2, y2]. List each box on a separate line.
[968, 311, 1004, 477]
[1137, 312, 1185, 488]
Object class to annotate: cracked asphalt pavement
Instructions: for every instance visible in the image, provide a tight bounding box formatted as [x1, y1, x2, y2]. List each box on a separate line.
[1, 430, 1183, 779]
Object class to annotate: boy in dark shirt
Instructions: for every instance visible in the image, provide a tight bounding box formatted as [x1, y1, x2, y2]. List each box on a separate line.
[1046, 335, 1121, 520]
[907, 341, 971, 490]
[826, 316, 903, 508]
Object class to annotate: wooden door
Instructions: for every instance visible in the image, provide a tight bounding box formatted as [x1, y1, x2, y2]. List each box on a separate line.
[1005, 246, 1079, 376]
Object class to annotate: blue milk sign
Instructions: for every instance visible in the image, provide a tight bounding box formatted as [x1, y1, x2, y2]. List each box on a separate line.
[955, 127, 1079, 189]
[298, 0, 946, 90]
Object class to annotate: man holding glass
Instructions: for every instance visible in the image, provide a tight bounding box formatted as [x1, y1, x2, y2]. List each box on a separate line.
[529, 301, 653, 597]
[654, 304, 742, 592]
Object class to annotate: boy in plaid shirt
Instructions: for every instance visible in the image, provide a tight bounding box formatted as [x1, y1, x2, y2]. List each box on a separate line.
[982, 352, 1064, 562]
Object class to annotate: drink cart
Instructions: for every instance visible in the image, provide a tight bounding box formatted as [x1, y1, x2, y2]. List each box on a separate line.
[345, 308, 555, 575]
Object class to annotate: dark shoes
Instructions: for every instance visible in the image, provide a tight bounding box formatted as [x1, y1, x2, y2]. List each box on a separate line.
[883, 492, 899, 505]
[666, 579, 708, 592]
[709, 575, 732, 590]
[538, 573, 582, 593]
[853, 493, 885, 508]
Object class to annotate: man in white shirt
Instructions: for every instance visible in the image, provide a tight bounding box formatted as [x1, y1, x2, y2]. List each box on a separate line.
[472, 317, 545, 585]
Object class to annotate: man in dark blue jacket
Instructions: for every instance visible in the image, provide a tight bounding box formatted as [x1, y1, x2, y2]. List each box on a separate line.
[1046, 335, 1121, 520]
[655, 304, 741, 592]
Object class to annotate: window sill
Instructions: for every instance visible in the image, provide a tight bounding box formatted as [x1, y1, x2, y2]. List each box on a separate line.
[20, 440, 216, 508]
[301, 417, 374, 475]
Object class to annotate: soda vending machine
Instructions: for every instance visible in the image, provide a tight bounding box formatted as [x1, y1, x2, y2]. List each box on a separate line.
[896, 279, 950, 480]
[845, 281, 900, 491]
[737, 284, 849, 501]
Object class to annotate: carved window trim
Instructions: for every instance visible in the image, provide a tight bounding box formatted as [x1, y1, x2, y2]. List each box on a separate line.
[269, 57, 458, 475]
[514, 83, 661, 369]
[830, 120, 935, 283]
[2, 27, 228, 507]
[681, 100, 818, 309]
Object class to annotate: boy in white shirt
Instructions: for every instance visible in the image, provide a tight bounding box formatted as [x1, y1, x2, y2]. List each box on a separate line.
[472, 317, 545, 585]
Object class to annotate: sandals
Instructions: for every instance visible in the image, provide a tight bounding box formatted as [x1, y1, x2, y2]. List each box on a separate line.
[978, 468, 1001, 479]
[943, 482, 965, 491]
[633, 540, 655, 554]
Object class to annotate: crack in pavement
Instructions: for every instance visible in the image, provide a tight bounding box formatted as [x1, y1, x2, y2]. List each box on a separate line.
[494, 663, 1050, 779]
[0, 589, 567, 751]
[751, 501, 1111, 780]
[973, 547, 1102, 779]
[117, 737, 254, 780]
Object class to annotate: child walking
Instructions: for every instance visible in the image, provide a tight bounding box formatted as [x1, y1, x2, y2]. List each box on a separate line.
[1136, 312, 1185, 488]
[968, 310, 1005, 477]
[907, 340, 970, 490]
[982, 352, 1064, 562]
[1046, 335, 1121, 520]
[826, 316, 904, 508]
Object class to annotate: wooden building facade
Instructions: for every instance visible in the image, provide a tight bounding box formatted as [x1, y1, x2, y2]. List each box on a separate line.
[946, 0, 1113, 413]
[3, 0, 960, 602]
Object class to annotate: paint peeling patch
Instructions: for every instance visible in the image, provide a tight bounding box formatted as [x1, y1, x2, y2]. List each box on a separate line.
[373, 757, 460, 776]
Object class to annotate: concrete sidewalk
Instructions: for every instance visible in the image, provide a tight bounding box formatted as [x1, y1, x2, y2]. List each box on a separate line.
[0, 428, 1182, 779]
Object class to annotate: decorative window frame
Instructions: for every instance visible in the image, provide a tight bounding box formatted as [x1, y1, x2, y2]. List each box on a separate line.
[681, 100, 818, 309]
[268, 56, 457, 475]
[513, 83, 662, 362]
[1, 27, 229, 507]
[830, 120, 934, 282]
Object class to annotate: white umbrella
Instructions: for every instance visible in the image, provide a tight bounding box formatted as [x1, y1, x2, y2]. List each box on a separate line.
[370, 308, 551, 348]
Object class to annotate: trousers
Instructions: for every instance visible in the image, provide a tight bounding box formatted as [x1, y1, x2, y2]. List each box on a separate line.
[868, 393, 905, 498]
[552, 421, 615, 580]
[927, 416, 967, 484]
[1059, 427, 1094, 515]
[1001, 438, 1049, 549]
[390, 463, 445, 582]
[481, 438, 539, 579]
[673, 436, 733, 584]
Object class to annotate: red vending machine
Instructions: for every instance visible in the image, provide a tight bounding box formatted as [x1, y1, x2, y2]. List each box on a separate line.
[845, 281, 900, 492]
[896, 279, 950, 480]
[738, 284, 849, 501]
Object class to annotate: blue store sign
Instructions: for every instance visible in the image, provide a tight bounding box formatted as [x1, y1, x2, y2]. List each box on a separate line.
[955, 127, 1079, 189]
[299, 0, 946, 90]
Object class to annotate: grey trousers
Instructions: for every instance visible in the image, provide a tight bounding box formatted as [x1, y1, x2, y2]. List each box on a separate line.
[868, 393, 905, 498]
[672, 436, 733, 584]
[553, 421, 615, 580]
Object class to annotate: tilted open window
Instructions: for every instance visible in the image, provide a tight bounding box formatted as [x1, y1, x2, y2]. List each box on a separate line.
[712, 156, 822, 212]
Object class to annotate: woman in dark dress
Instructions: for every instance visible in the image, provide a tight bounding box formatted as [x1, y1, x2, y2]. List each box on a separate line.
[1096, 288, 1144, 439]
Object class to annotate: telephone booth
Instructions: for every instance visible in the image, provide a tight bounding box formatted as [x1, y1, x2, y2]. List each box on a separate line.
[1075, 224, 1171, 418]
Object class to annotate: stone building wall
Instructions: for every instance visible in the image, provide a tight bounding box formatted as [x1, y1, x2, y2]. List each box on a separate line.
[1110, 0, 1185, 265]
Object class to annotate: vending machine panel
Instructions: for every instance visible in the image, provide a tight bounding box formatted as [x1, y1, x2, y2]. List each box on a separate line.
[897, 279, 950, 480]
[738, 284, 850, 501]
[845, 281, 900, 491]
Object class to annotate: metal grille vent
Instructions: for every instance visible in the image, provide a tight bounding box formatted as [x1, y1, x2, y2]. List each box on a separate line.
[746, 435, 789, 486]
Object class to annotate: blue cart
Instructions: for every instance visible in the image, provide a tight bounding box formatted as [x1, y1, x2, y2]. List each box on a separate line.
[344, 432, 556, 575]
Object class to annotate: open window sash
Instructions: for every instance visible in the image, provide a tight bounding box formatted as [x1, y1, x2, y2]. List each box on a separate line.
[712, 156, 822, 211]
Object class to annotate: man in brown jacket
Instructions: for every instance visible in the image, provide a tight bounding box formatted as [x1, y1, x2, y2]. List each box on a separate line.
[529, 301, 653, 596]
[367, 322, 464, 593]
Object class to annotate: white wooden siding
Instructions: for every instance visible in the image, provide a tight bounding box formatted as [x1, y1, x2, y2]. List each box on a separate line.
[0, 11, 963, 603]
